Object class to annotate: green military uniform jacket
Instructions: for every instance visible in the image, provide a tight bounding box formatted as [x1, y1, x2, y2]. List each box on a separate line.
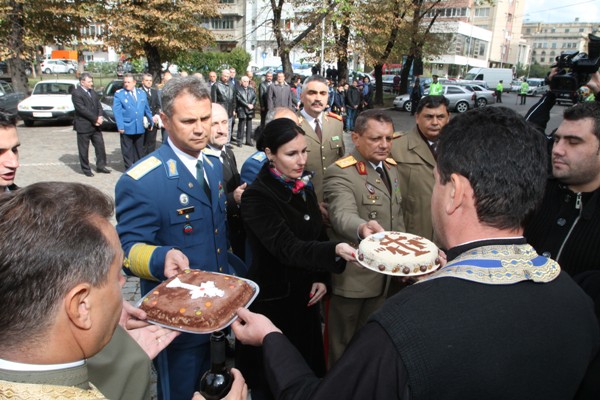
[323, 150, 405, 298]
[390, 127, 436, 242]
[299, 110, 345, 202]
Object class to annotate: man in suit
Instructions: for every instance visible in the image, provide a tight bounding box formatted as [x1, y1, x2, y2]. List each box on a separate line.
[391, 95, 450, 242]
[206, 103, 247, 262]
[236, 75, 257, 147]
[211, 69, 236, 145]
[141, 73, 161, 156]
[267, 72, 294, 111]
[323, 109, 405, 367]
[113, 73, 154, 169]
[116, 76, 233, 400]
[72, 72, 110, 176]
[259, 72, 273, 129]
[299, 75, 345, 202]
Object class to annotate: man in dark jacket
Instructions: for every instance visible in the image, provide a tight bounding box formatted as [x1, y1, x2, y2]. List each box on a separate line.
[267, 72, 294, 110]
[345, 79, 361, 131]
[72, 72, 109, 176]
[236, 76, 257, 147]
[140, 73, 161, 156]
[231, 106, 600, 400]
[259, 72, 273, 129]
[211, 69, 236, 145]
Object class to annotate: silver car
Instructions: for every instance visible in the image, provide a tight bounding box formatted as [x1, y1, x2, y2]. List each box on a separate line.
[527, 78, 549, 96]
[457, 84, 496, 107]
[394, 84, 478, 113]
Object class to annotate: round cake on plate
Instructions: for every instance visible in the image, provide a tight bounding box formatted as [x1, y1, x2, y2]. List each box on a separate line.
[357, 231, 440, 276]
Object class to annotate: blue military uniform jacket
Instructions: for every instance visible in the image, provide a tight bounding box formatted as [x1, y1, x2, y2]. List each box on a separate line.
[116, 143, 231, 297]
[113, 87, 154, 135]
[240, 150, 267, 185]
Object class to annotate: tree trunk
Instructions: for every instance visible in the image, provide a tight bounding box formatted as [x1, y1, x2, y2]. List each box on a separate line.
[8, 1, 28, 94]
[374, 64, 384, 105]
[400, 55, 414, 95]
[336, 22, 350, 83]
[144, 42, 162, 84]
[280, 47, 293, 79]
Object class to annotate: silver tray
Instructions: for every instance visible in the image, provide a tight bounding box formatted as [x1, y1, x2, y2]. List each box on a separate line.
[136, 272, 259, 334]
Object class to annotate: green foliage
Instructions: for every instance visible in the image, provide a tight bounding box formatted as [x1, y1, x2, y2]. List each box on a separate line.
[85, 61, 119, 75]
[528, 62, 551, 78]
[131, 58, 147, 73]
[174, 48, 251, 75]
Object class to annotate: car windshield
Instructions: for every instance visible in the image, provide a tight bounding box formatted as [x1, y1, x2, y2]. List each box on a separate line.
[528, 80, 542, 87]
[105, 81, 124, 96]
[33, 82, 76, 95]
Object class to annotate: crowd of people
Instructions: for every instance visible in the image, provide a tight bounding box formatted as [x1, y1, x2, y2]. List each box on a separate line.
[0, 66, 599, 400]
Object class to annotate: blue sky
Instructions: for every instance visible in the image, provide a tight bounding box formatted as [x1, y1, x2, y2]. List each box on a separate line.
[523, 0, 600, 23]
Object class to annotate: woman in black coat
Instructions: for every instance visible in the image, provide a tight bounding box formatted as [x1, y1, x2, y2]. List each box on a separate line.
[236, 118, 355, 400]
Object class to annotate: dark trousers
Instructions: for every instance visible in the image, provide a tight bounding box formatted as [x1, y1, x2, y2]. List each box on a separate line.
[520, 93, 527, 105]
[237, 117, 254, 146]
[260, 108, 268, 129]
[496, 90, 502, 103]
[143, 126, 158, 156]
[77, 129, 107, 174]
[120, 133, 144, 169]
[346, 108, 357, 131]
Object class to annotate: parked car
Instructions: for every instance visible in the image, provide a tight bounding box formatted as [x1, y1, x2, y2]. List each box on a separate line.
[392, 92, 414, 112]
[41, 59, 75, 74]
[255, 65, 282, 77]
[97, 79, 125, 130]
[509, 80, 523, 93]
[526, 78, 549, 96]
[292, 63, 314, 77]
[17, 79, 78, 126]
[0, 81, 27, 117]
[456, 83, 496, 107]
[394, 84, 477, 113]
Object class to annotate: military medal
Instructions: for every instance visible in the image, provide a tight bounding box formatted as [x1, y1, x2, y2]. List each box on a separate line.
[179, 193, 189, 205]
[184, 223, 193, 234]
[366, 183, 375, 194]
[369, 211, 377, 219]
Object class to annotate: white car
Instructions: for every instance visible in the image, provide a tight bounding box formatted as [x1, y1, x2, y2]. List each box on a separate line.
[41, 59, 75, 74]
[18, 79, 78, 127]
[393, 93, 414, 112]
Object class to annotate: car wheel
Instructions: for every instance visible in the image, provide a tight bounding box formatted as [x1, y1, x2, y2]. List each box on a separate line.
[68, 69, 74, 74]
[455, 101, 469, 113]
[23, 119, 34, 127]
[403, 101, 412, 113]
[44, 68, 51, 74]
[476, 98, 487, 108]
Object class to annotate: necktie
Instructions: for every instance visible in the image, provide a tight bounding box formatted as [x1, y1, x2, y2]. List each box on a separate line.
[146, 89, 151, 98]
[314, 118, 323, 142]
[376, 166, 391, 194]
[196, 160, 211, 201]
[131, 90, 137, 102]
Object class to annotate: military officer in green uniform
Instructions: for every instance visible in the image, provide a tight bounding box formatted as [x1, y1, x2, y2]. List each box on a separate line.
[299, 75, 345, 203]
[323, 109, 405, 367]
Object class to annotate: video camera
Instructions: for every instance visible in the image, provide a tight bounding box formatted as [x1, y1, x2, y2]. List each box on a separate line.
[551, 34, 600, 94]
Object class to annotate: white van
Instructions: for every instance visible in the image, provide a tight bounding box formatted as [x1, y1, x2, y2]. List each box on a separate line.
[463, 68, 513, 91]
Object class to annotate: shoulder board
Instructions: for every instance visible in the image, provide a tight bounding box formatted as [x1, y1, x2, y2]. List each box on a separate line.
[385, 157, 397, 166]
[327, 112, 343, 121]
[251, 152, 267, 161]
[335, 155, 357, 168]
[127, 156, 162, 180]
[202, 148, 221, 158]
[115, 88, 125, 94]
[392, 131, 404, 140]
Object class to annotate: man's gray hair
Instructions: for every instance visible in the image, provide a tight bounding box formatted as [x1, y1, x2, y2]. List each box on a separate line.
[303, 74, 327, 90]
[161, 76, 211, 118]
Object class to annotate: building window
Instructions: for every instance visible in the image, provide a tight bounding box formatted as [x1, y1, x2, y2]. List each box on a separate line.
[204, 17, 234, 30]
[541, 57, 545, 62]
[565, 28, 570, 33]
[552, 42, 556, 48]
[474, 7, 490, 17]
[551, 28, 556, 33]
[580, 28, 584, 32]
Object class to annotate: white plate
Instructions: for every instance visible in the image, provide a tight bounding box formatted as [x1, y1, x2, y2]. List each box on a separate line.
[33, 112, 52, 118]
[136, 272, 259, 334]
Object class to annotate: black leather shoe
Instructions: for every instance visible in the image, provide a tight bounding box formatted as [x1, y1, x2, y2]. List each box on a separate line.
[84, 171, 94, 177]
[97, 167, 111, 174]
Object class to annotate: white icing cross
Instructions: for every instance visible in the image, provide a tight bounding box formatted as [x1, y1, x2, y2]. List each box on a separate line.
[166, 277, 225, 299]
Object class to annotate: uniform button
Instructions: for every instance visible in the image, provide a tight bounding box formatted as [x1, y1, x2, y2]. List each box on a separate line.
[542, 251, 551, 257]
[219, 266, 223, 272]
[214, 229, 218, 234]
[556, 218, 566, 226]
[217, 248, 221, 254]
[321, 146, 324, 149]
[186, 215, 190, 219]
[322, 157, 326, 160]
[372, 200, 375, 203]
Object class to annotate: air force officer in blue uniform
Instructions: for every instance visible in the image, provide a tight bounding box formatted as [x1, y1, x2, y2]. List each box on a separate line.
[115, 76, 231, 400]
[113, 73, 154, 169]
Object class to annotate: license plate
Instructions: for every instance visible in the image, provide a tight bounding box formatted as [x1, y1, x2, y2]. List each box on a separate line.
[32, 112, 52, 118]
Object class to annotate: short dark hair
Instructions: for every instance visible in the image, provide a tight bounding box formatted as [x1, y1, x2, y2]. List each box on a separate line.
[563, 101, 600, 141]
[354, 109, 394, 135]
[0, 182, 115, 349]
[79, 72, 93, 82]
[0, 111, 17, 128]
[437, 106, 547, 230]
[123, 73, 135, 80]
[260, 118, 305, 154]
[416, 95, 450, 114]
[161, 76, 211, 118]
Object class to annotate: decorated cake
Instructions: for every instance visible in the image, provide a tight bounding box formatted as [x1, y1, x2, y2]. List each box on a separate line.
[357, 231, 440, 276]
[139, 270, 257, 333]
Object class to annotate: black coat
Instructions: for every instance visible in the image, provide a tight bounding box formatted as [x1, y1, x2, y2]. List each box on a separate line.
[72, 85, 102, 133]
[211, 80, 236, 117]
[236, 164, 345, 391]
[236, 86, 256, 118]
[142, 86, 161, 115]
[222, 146, 245, 260]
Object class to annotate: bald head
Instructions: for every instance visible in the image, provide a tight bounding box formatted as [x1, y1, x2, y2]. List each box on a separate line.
[266, 107, 299, 125]
[210, 103, 229, 148]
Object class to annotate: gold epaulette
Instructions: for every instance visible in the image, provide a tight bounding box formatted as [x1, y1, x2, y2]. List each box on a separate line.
[335, 155, 357, 168]
[124, 243, 160, 281]
[327, 112, 343, 121]
[385, 157, 397, 166]
[126, 157, 162, 180]
[202, 148, 221, 158]
[392, 131, 404, 139]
